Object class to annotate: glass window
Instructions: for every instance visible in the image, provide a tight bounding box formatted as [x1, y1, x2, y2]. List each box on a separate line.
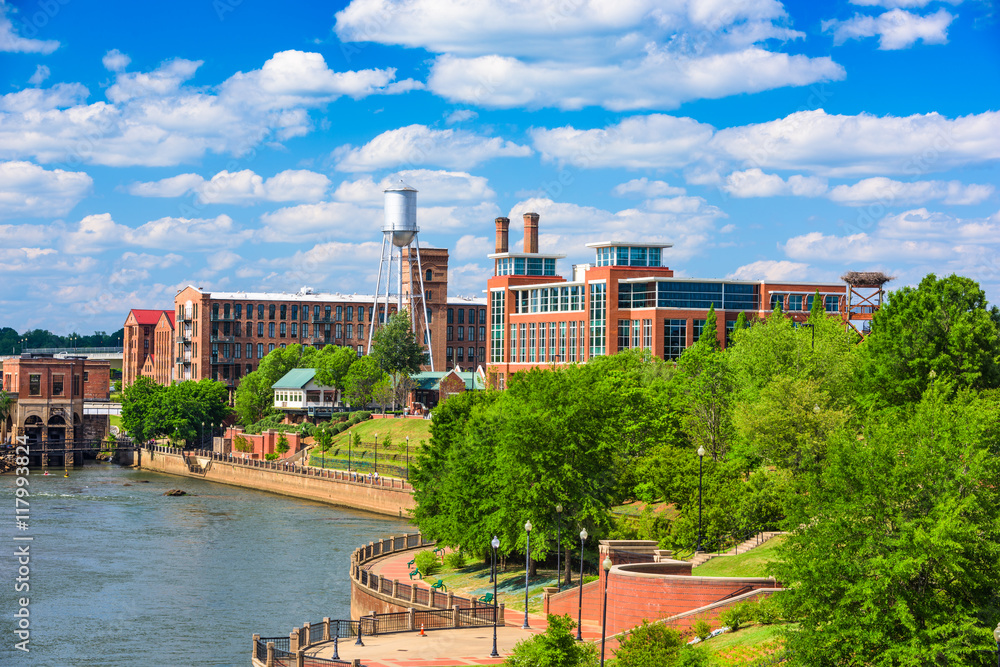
[479, 309, 486, 325]
[269, 323, 275, 337]
[788, 294, 804, 311]
[693, 319, 707, 342]
[426, 269, 433, 281]
[29, 374, 40, 395]
[589, 282, 606, 357]
[336, 306, 343, 321]
[235, 304, 242, 318]
[648, 247, 661, 267]
[247, 343, 253, 359]
[291, 322, 297, 336]
[280, 322, 286, 337]
[618, 320, 631, 351]
[539, 322, 546, 362]
[770, 293, 785, 311]
[258, 322, 264, 336]
[569, 322, 577, 362]
[258, 304, 265, 319]
[663, 319, 687, 360]
[490, 289, 505, 364]
[457, 326, 464, 341]
[519, 323, 526, 363]
[52, 374, 64, 396]
[324, 306, 331, 320]
[336, 323, 342, 339]
[269, 304, 276, 320]
[723, 284, 758, 311]
[825, 295, 840, 312]
[346, 306, 353, 321]
[358, 306, 364, 322]
[448, 308, 454, 324]
[457, 308, 464, 324]
[246, 304, 253, 319]
[280, 305, 287, 319]
[630, 246, 647, 266]
[346, 323, 353, 339]
[529, 323, 536, 363]
[656, 282, 723, 310]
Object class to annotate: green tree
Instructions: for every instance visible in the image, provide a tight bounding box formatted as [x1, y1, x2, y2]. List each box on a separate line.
[344, 355, 388, 408]
[858, 273, 1000, 407]
[697, 304, 720, 350]
[504, 614, 597, 667]
[677, 329, 734, 461]
[121, 376, 164, 441]
[371, 311, 426, 410]
[312, 345, 358, 394]
[275, 434, 289, 455]
[775, 384, 1000, 665]
[233, 435, 252, 453]
[0, 389, 12, 442]
[234, 370, 274, 426]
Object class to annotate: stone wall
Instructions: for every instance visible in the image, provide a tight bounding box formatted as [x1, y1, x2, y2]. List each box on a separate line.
[135, 448, 415, 517]
[82, 414, 108, 441]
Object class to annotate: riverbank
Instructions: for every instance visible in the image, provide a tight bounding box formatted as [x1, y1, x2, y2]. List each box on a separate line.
[129, 446, 416, 517]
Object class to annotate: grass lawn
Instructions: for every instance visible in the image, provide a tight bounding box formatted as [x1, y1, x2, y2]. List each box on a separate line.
[110, 414, 122, 430]
[692, 535, 786, 578]
[330, 417, 433, 446]
[307, 418, 433, 473]
[699, 623, 790, 666]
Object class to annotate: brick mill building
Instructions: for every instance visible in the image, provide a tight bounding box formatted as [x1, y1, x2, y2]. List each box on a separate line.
[1, 354, 110, 445]
[157, 249, 485, 390]
[486, 213, 848, 388]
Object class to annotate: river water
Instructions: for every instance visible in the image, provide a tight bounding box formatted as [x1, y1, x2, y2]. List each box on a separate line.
[0, 462, 412, 667]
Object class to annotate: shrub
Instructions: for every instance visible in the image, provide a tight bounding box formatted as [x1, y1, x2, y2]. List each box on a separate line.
[233, 435, 252, 453]
[265, 453, 279, 461]
[719, 603, 747, 632]
[611, 621, 683, 666]
[675, 646, 710, 667]
[355, 410, 371, 421]
[414, 550, 441, 576]
[504, 614, 597, 667]
[275, 434, 290, 455]
[749, 596, 782, 625]
[444, 551, 466, 569]
[692, 619, 712, 642]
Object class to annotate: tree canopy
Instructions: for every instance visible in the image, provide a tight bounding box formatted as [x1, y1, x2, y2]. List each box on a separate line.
[122, 377, 231, 444]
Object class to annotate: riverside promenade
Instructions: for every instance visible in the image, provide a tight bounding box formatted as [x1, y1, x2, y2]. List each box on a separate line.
[311, 548, 609, 666]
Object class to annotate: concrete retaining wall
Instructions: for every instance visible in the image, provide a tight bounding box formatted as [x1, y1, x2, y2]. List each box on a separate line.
[134, 448, 415, 517]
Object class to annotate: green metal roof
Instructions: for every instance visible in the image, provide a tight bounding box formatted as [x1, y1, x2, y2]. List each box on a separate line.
[272, 368, 317, 389]
[410, 369, 485, 391]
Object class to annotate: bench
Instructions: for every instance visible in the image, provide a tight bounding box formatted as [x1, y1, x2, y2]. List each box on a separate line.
[431, 579, 447, 592]
[478, 592, 494, 605]
[408, 568, 421, 580]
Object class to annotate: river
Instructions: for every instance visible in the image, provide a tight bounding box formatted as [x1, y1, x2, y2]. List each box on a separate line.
[0, 462, 412, 667]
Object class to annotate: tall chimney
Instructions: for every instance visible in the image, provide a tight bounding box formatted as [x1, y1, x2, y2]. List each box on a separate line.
[495, 217, 510, 253]
[523, 212, 539, 254]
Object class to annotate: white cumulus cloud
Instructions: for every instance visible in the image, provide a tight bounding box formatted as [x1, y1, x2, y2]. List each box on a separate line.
[333, 125, 531, 172]
[128, 169, 331, 204]
[0, 161, 92, 218]
[727, 260, 811, 281]
[723, 169, 827, 198]
[827, 177, 993, 206]
[823, 8, 954, 50]
[613, 178, 686, 198]
[333, 169, 495, 204]
[0, 3, 59, 53]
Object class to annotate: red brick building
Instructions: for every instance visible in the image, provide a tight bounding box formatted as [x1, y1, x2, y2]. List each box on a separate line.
[123, 309, 174, 386]
[2, 354, 110, 445]
[487, 213, 847, 388]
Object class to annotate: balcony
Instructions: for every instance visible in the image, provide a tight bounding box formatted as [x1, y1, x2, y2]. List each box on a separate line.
[209, 335, 234, 343]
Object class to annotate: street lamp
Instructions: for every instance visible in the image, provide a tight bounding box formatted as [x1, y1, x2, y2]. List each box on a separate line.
[201, 422, 205, 448]
[599, 556, 612, 667]
[697, 445, 706, 552]
[490, 535, 500, 658]
[993, 622, 1000, 667]
[555, 504, 563, 590]
[374, 432, 378, 475]
[523, 520, 532, 629]
[406, 436, 410, 481]
[576, 528, 588, 641]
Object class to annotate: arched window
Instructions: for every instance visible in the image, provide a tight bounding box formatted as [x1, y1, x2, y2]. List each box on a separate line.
[425, 269, 433, 281]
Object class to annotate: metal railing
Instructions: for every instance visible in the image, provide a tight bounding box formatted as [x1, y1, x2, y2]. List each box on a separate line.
[457, 605, 497, 627]
[24, 347, 123, 355]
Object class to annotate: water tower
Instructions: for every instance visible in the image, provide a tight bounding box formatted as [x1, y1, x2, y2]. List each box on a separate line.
[366, 182, 435, 370]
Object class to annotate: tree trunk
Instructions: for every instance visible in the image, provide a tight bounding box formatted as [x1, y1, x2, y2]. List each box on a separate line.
[564, 554, 573, 586]
[528, 554, 537, 578]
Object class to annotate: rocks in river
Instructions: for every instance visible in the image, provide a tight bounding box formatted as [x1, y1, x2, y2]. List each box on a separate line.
[123, 483, 132, 487]
[138, 480, 150, 483]
[163, 489, 187, 496]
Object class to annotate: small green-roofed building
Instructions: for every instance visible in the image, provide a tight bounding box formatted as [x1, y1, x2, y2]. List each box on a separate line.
[272, 368, 340, 419]
[409, 366, 486, 410]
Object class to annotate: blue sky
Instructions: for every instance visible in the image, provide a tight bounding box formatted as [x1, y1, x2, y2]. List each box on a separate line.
[1, 0, 998, 335]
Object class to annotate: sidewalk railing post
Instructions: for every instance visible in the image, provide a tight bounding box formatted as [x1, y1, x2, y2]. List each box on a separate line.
[266, 642, 274, 667]
[323, 617, 330, 642]
[252, 634, 260, 665]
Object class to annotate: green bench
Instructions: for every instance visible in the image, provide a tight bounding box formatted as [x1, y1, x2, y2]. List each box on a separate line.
[408, 568, 421, 580]
[478, 592, 494, 604]
[431, 579, 447, 592]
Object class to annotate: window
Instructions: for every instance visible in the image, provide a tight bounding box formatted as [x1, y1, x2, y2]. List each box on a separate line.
[770, 293, 785, 311]
[246, 364, 252, 375]
[247, 343, 253, 359]
[664, 319, 687, 360]
[447, 326, 454, 339]
[346, 306, 353, 321]
[269, 344, 275, 353]
[539, 322, 546, 362]
[335, 323, 342, 339]
[224, 303, 231, 319]
[346, 323, 353, 339]
[357, 345, 363, 357]
[519, 323, 526, 363]
[234, 322, 241, 337]
[257, 343, 264, 358]
[569, 322, 577, 362]
[291, 322, 297, 337]
[725, 320, 737, 346]
[258, 304, 265, 319]
[479, 309, 486, 325]
[358, 307, 364, 322]
[457, 308, 465, 324]
[314, 305, 321, 321]
[73, 374, 80, 396]
[358, 323, 363, 339]
[324, 306, 331, 321]
[469, 308, 476, 325]
[426, 269, 433, 281]
[279, 305, 286, 320]
[52, 374, 64, 396]
[336, 306, 343, 321]
[559, 322, 567, 362]
[280, 322, 286, 337]
[269, 304, 276, 320]
[29, 374, 40, 396]
[447, 346, 454, 362]
[426, 291, 432, 301]
[510, 323, 517, 365]
[490, 289, 505, 364]
[479, 347, 485, 362]
[468, 346, 475, 363]
[448, 308, 454, 324]
[247, 304, 253, 319]
[258, 322, 264, 337]
[788, 294, 804, 311]
[643, 319, 652, 349]
[479, 326, 485, 341]
[291, 305, 298, 320]
[693, 319, 707, 342]
[618, 320, 631, 351]
[235, 343, 241, 359]
[457, 326, 464, 341]
[529, 323, 536, 363]
[212, 304, 219, 320]
[589, 282, 607, 356]
[235, 304, 242, 318]
[269, 323, 275, 337]
[457, 346, 464, 363]
[302, 323, 309, 337]
[825, 295, 840, 312]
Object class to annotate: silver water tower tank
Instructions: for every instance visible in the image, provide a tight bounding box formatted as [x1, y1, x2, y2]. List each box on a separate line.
[383, 181, 418, 247]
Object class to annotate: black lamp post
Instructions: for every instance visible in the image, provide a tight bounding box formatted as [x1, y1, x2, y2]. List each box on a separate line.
[576, 528, 587, 641]
[490, 535, 500, 658]
[374, 432, 378, 475]
[523, 520, 532, 629]
[697, 445, 706, 552]
[555, 504, 563, 590]
[993, 622, 1000, 667]
[599, 556, 612, 666]
[348, 434, 352, 473]
[406, 436, 410, 480]
[201, 422, 205, 448]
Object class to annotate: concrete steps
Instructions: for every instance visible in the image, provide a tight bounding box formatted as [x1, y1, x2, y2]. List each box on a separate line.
[690, 531, 785, 568]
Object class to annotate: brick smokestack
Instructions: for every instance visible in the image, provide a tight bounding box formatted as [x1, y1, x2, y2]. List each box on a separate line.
[523, 212, 539, 254]
[495, 217, 510, 253]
